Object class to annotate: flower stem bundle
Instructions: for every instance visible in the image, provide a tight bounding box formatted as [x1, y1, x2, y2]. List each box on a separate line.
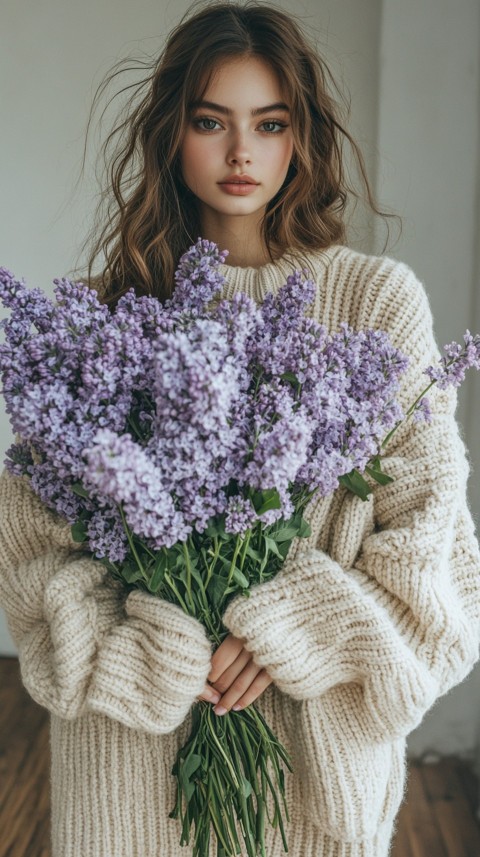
[169, 702, 291, 857]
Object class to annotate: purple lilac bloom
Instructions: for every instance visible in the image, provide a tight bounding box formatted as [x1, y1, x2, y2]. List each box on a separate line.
[293, 325, 409, 493]
[260, 270, 316, 329]
[83, 429, 191, 550]
[230, 381, 312, 526]
[3, 241, 478, 566]
[251, 272, 322, 381]
[149, 319, 251, 532]
[0, 271, 173, 510]
[4, 439, 34, 477]
[165, 238, 229, 317]
[29, 459, 85, 521]
[224, 495, 258, 536]
[242, 382, 314, 514]
[0, 268, 53, 344]
[213, 292, 263, 360]
[424, 331, 480, 389]
[413, 397, 433, 424]
[86, 504, 129, 562]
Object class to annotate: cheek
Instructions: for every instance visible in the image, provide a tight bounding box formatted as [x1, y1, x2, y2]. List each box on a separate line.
[179, 133, 214, 184]
[179, 135, 198, 181]
[271, 138, 294, 175]
[284, 141, 295, 168]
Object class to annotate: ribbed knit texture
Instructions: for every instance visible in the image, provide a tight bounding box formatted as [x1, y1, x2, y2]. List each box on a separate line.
[1, 242, 480, 857]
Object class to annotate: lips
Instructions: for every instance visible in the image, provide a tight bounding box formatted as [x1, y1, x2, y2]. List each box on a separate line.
[219, 175, 259, 185]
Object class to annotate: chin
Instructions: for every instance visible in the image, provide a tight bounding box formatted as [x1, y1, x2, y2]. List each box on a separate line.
[203, 201, 259, 216]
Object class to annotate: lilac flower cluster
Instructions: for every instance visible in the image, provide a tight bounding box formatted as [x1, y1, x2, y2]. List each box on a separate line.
[84, 429, 190, 549]
[424, 331, 480, 388]
[165, 238, 228, 318]
[0, 266, 173, 551]
[2, 239, 476, 563]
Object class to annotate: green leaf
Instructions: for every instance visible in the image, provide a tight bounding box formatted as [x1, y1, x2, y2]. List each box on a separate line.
[297, 517, 312, 539]
[182, 752, 202, 779]
[276, 541, 294, 561]
[203, 517, 229, 540]
[250, 488, 282, 515]
[338, 469, 373, 501]
[269, 524, 298, 542]
[231, 566, 249, 588]
[279, 371, 299, 386]
[365, 465, 395, 486]
[146, 552, 167, 593]
[208, 573, 230, 609]
[281, 512, 311, 540]
[188, 565, 208, 589]
[244, 544, 262, 561]
[240, 774, 253, 798]
[263, 536, 284, 559]
[123, 567, 145, 585]
[71, 521, 88, 543]
[179, 753, 202, 803]
[71, 481, 91, 500]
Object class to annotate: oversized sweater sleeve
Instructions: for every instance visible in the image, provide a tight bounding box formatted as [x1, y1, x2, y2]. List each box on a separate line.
[0, 469, 212, 733]
[222, 261, 480, 741]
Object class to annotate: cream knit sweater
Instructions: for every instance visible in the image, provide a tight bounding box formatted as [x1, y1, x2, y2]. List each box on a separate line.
[1, 243, 480, 857]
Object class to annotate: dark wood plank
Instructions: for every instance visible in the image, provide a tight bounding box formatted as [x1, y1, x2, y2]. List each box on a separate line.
[391, 808, 415, 857]
[420, 758, 480, 857]
[395, 762, 450, 857]
[458, 758, 480, 821]
[0, 658, 51, 857]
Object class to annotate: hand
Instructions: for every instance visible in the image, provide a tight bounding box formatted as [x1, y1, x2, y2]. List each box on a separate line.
[196, 633, 273, 716]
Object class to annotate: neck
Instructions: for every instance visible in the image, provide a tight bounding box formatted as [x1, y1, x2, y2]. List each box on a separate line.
[199, 207, 273, 268]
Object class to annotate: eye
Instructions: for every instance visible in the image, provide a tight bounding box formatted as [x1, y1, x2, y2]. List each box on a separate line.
[259, 120, 288, 134]
[193, 117, 222, 132]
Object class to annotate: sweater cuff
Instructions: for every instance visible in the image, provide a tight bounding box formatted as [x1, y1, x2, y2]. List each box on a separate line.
[86, 590, 213, 734]
[18, 558, 125, 719]
[222, 550, 359, 700]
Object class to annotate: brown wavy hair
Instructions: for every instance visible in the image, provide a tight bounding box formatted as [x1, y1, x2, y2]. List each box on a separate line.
[69, 0, 401, 307]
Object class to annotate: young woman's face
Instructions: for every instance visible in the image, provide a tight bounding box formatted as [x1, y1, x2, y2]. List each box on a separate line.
[180, 55, 294, 223]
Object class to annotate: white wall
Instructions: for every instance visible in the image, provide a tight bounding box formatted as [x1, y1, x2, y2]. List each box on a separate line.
[375, 0, 480, 764]
[1, 0, 479, 765]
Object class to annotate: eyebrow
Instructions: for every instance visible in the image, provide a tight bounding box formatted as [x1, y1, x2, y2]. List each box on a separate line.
[190, 100, 290, 116]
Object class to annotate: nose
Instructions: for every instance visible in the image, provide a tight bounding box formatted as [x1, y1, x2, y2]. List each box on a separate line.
[226, 130, 252, 167]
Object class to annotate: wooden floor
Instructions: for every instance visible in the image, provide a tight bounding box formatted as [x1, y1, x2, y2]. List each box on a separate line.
[2, 656, 480, 857]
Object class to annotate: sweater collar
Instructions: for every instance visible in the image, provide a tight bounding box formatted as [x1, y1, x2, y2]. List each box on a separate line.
[218, 244, 345, 302]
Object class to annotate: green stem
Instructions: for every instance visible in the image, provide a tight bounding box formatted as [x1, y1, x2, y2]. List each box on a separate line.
[227, 535, 243, 587]
[164, 571, 190, 615]
[126, 414, 145, 442]
[238, 527, 252, 572]
[206, 536, 221, 587]
[117, 504, 148, 581]
[141, 542, 157, 561]
[380, 377, 437, 450]
[205, 707, 241, 787]
[182, 539, 196, 612]
[405, 378, 437, 417]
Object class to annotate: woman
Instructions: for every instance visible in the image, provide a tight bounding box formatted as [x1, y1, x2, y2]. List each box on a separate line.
[1, 3, 479, 856]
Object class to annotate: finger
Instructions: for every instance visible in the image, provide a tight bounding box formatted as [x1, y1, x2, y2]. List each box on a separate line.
[208, 633, 245, 684]
[209, 646, 252, 694]
[196, 683, 221, 704]
[213, 662, 270, 715]
[228, 670, 273, 712]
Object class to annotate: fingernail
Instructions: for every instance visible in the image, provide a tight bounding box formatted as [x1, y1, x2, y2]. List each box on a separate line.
[214, 705, 227, 716]
[232, 704, 241, 711]
[206, 690, 221, 704]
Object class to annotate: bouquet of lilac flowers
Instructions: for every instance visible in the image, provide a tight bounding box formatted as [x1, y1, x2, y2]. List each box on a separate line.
[1, 240, 479, 857]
